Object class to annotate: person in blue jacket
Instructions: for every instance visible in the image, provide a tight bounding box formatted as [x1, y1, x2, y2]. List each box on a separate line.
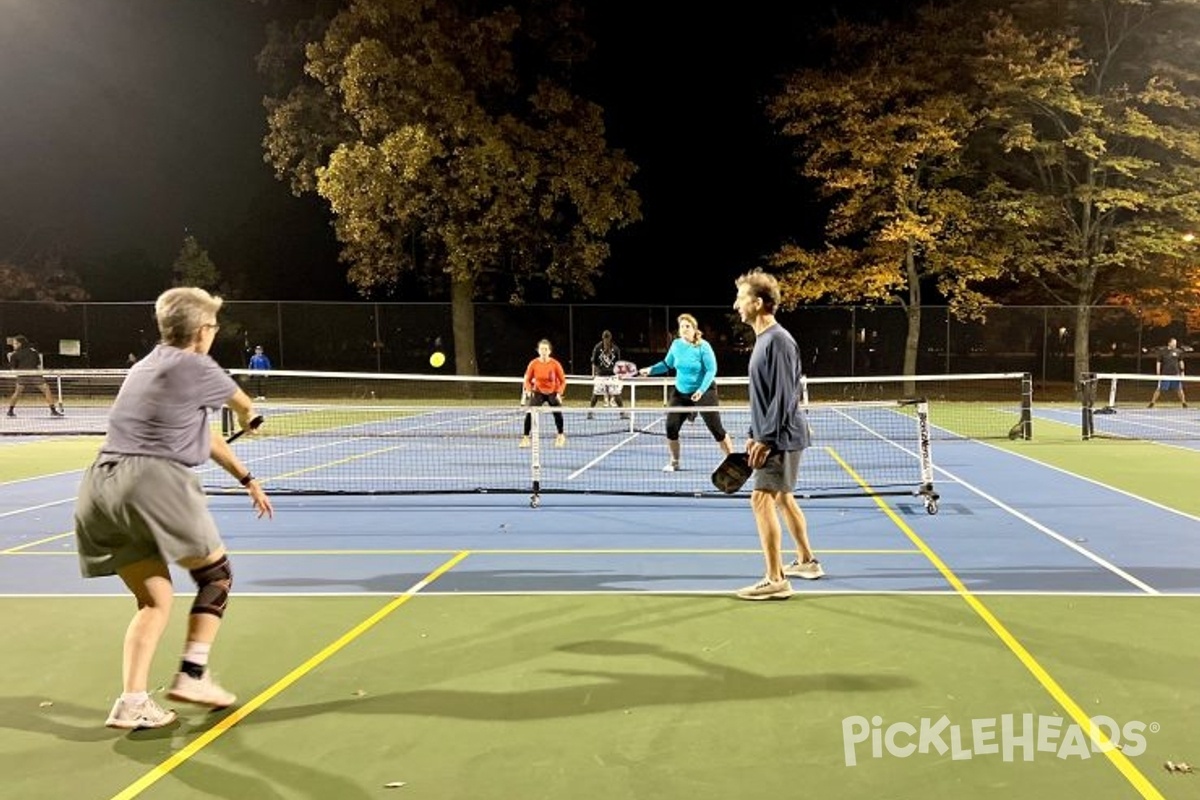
[640, 313, 734, 471]
[247, 345, 272, 400]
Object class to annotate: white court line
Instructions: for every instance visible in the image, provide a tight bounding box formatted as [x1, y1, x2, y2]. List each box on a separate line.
[830, 412, 1166, 595]
[0, 497, 76, 519]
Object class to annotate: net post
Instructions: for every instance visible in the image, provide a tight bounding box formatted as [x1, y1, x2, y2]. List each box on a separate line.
[1079, 372, 1096, 440]
[529, 405, 541, 507]
[915, 399, 939, 514]
[1020, 372, 1033, 440]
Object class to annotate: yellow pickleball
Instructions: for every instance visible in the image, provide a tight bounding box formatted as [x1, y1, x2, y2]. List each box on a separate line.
[429, 351, 446, 368]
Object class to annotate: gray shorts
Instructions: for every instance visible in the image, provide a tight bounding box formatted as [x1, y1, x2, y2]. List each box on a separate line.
[753, 449, 803, 493]
[75, 455, 223, 578]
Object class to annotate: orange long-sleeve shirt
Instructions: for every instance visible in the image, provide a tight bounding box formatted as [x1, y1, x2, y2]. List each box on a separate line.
[524, 357, 567, 395]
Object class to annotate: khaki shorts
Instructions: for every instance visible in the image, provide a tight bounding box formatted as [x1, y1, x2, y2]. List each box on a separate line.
[75, 455, 223, 578]
[753, 449, 803, 493]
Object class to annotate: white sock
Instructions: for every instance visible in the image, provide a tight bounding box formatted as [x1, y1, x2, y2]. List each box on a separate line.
[182, 641, 212, 666]
[122, 691, 149, 705]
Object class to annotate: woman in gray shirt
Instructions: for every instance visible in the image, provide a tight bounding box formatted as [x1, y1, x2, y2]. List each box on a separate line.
[75, 287, 273, 729]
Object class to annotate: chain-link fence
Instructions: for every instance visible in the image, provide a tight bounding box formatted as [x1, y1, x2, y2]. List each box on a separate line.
[1, 300, 1189, 394]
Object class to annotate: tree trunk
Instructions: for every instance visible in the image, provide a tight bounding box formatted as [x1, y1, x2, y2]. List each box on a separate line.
[450, 273, 478, 376]
[903, 246, 921, 395]
[1073, 301, 1091, 390]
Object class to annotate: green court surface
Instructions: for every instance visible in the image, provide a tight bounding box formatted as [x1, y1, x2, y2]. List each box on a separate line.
[4, 594, 1197, 799]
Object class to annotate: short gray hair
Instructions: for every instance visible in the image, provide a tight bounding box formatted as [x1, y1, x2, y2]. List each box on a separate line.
[156, 287, 223, 346]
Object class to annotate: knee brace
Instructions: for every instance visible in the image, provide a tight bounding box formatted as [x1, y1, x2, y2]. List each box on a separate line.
[189, 555, 233, 618]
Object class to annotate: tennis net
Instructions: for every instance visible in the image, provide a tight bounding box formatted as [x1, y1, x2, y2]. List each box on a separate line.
[205, 397, 939, 509]
[1081, 372, 1200, 440]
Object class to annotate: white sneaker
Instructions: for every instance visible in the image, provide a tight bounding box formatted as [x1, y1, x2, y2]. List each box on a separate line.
[784, 559, 825, 580]
[105, 696, 178, 729]
[555, 433, 566, 447]
[167, 671, 236, 708]
[736, 577, 794, 601]
[519, 436, 531, 448]
[662, 461, 679, 472]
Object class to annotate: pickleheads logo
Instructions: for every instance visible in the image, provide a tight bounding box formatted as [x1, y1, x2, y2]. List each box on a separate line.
[841, 714, 1156, 766]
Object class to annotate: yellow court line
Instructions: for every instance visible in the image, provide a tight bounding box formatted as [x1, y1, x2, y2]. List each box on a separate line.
[8, 547, 922, 557]
[1, 530, 74, 554]
[826, 449, 1165, 800]
[107, 551, 469, 800]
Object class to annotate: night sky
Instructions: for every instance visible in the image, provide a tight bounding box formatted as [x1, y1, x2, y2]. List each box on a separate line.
[0, 0, 832, 305]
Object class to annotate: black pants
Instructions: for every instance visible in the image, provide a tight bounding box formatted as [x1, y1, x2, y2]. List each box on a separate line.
[523, 392, 564, 434]
[665, 386, 726, 441]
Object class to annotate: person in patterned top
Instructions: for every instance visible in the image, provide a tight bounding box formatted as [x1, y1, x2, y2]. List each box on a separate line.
[588, 330, 624, 418]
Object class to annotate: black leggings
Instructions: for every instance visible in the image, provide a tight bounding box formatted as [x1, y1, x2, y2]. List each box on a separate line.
[665, 387, 727, 441]
[523, 392, 564, 434]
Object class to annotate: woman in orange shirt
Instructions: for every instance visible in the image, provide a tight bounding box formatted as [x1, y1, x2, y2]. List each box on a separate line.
[521, 339, 567, 448]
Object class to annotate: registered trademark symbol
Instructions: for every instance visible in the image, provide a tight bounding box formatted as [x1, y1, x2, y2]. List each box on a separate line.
[1150, 722, 1160, 733]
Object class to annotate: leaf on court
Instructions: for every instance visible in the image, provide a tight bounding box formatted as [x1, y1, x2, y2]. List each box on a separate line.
[352, 689, 366, 697]
[1164, 761, 1193, 774]
[384, 781, 407, 788]
[38, 701, 53, 708]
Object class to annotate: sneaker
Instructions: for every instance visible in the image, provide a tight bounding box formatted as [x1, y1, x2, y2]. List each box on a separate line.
[586, 412, 594, 420]
[736, 577, 794, 601]
[662, 461, 679, 472]
[519, 436, 531, 448]
[784, 558, 825, 580]
[554, 433, 566, 447]
[167, 671, 236, 708]
[50, 407, 64, 417]
[254, 396, 266, 401]
[5, 409, 13, 418]
[105, 696, 178, 729]
[1148, 402, 1156, 408]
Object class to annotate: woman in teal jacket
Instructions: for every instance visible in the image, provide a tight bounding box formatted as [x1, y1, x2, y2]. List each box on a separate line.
[640, 313, 734, 471]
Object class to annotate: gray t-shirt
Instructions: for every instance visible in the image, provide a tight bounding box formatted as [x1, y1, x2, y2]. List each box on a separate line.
[748, 323, 811, 452]
[101, 344, 238, 467]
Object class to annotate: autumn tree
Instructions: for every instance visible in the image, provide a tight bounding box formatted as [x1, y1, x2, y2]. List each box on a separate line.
[972, 0, 1200, 382]
[257, 0, 641, 374]
[766, 7, 1006, 378]
[0, 250, 87, 303]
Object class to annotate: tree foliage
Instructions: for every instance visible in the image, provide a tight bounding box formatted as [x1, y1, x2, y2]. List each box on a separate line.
[766, 7, 1006, 375]
[257, 0, 641, 373]
[0, 251, 88, 303]
[171, 234, 221, 291]
[973, 0, 1200, 379]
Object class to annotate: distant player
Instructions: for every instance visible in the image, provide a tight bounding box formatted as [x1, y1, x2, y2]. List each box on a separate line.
[1148, 337, 1188, 408]
[6, 335, 64, 417]
[520, 339, 567, 448]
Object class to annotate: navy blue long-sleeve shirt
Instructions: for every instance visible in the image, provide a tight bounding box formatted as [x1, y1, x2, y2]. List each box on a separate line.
[748, 323, 810, 452]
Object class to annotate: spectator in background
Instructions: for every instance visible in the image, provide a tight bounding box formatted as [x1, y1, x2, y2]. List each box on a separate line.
[1148, 337, 1188, 408]
[6, 335, 64, 418]
[589, 330, 624, 419]
[247, 345, 272, 401]
[521, 339, 567, 448]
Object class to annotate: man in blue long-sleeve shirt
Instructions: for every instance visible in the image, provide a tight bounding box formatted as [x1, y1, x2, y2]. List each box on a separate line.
[732, 269, 823, 601]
